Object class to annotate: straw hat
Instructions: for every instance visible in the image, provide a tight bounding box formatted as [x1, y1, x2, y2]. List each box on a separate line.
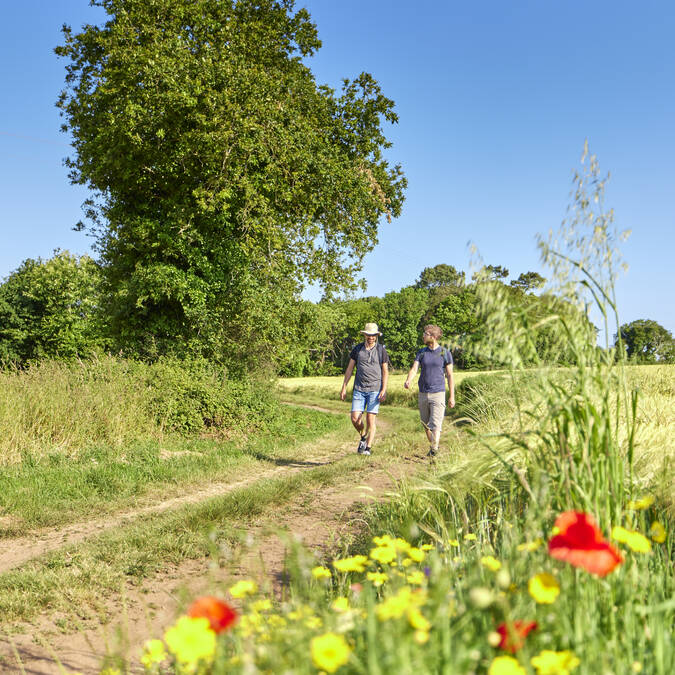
[360, 322, 382, 336]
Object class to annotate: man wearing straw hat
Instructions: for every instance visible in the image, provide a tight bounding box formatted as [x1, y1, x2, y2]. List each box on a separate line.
[404, 324, 455, 458]
[340, 323, 389, 456]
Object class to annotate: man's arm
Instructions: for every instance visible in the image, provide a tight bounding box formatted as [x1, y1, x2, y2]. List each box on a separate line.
[378, 362, 389, 401]
[445, 363, 455, 408]
[340, 359, 356, 401]
[404, 361, 419, 389]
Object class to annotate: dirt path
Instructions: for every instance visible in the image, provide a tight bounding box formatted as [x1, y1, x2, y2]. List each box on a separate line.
[0, 411, 426, 674]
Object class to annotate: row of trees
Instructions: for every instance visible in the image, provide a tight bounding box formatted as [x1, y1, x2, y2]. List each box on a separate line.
[2, 254, 673, 372]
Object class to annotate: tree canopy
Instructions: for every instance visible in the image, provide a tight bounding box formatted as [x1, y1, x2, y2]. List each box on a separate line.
[56, 0, 406, 363]
[616, 319, 674, 363]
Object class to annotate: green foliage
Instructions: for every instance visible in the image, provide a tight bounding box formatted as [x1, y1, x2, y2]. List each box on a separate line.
[616, 319, 674, 364]
[379, 286, 429, 368]
[55, 0, 406, 362]
[510, 271, 546, 292]
[0, 250, 106, 364]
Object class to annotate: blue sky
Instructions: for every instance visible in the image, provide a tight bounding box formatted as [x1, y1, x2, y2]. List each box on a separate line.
[1, 1, 673, 339]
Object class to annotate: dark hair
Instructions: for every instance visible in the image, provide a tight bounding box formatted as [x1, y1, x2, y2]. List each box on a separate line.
[424, 324, 442, 339]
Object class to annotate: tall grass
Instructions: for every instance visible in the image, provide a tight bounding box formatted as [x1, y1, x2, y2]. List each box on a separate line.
[0, 356, 278, 465]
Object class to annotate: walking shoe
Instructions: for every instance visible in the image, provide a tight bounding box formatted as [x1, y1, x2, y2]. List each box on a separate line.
[357, 435, 368, 454]
[362, 447, 372, 456]
[426, 448, 437, 458]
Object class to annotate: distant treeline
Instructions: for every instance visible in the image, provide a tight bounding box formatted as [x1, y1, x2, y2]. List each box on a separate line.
[1, 254, 672, 374]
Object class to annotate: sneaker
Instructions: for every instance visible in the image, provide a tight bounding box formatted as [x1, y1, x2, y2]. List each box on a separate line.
[357, 435, 367, 454]
[426, 448, 437, 458]
[362, 447, 372, 456]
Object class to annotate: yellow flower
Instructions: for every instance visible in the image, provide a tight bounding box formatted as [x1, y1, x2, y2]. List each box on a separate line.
[464, 533, 477, 541]
[488, 655, 526, 675]
[449, 539, 460, 547]
[312, 565, 332, 580]
[164, 616, 216, 665]
[632, 661, 643, 672]
[452, 556, 461, 563]
[469, 586, 494, 609]
[649, 521, 666, 543]
[141, 639, 167, 668]
[406, 570, 426, 585]
[376, 587, 414, 620]
[407, 547, 425, 562]
[394, 537, 412, 552]
[333, 555, 369, 572]
[310, 632, 351, 673]
[366, 571, 389, 587]
[480, 556, 502, 571]
[528, 573, 560, 604]
[531, 650, 580, 674]
[251, 598, 272, 612]
[517, 538, 543, 552]
[305, 615, 323, 629]
[626, 495, 654, 510]
[407, 607, 431, 632]
[331, 597, 350, 613]
[370, 545, 397, 564]
[414, 629, 430, 644]
[229, 579, 258, 598]
[267, 614, 287, 628]
[612, 526, 652, 553]
[421, 543, 434, 551]
[373, 534, 394, 546]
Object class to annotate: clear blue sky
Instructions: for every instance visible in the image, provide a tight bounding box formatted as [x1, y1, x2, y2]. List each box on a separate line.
[1, 1, 673, 339]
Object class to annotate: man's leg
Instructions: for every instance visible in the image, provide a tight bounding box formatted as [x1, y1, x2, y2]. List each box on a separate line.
[350, 411, 365, 435]
[365, 412, 377, 449]
[427, 392, 446, 454]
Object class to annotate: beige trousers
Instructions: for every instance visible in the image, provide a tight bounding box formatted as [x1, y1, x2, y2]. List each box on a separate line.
[418, 391, 446, 449]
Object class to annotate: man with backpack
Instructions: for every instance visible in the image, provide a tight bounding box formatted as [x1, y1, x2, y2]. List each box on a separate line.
[340, 323, 389, 456]
[404, 324, 455, 458]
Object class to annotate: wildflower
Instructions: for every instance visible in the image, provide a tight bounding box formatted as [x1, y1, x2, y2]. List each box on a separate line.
[312, 565, 332, 580]
[370, 545, 397, 564]
[611, 526, 652, 553]
[188, 596, 237, 633]
[488, 655, 527, 675]
[350, 582, 363, 594]
[251, 598, 272, 612]
[548, 511, 623, 576]
[376, 587, 415, 620]
[305, 615, 323, 629]
[141, 639, 167, 668]
[394, 537, 412, 553]
[366, 571, 389, 587]
[517, 538, 543, 552]
[414, 629, 430, 644]
[229, 579, 257, 599]
[373, 534, 394, 546]
[407, 547, 425, 562]
[528, 573, 560, 604]
[632, 662, 643, 672]
[449, 539, 460, 547]
[626, 495, 654, 510]
[310, 632, 351, 673]
[407, 607, 431, 632]
[331, 597, 350, 613]
[496, 569, 511, 589]
[421, 543, 434, 551]
[530, 649, 580, 674]
[481, 556, 502, 571]
[469, 587, 494, 608]
[496, 620, 538, 653]
[333, 555, 369, 573]
[649, 521, 666, 543]
[464, 533, 477, 541]
[164, 616, 216, 665]
[406, 570, 426, 585]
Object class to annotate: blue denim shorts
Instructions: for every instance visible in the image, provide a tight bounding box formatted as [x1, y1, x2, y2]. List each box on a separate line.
[351, 388, 380, 414]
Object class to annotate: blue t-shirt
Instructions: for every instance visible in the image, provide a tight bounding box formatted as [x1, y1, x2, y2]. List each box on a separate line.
[415, 346, 453, 393]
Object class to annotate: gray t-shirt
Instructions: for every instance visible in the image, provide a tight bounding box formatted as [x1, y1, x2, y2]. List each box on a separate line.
[349, 342, 388, 392]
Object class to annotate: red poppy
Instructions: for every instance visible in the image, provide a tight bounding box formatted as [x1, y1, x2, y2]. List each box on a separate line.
[548, 511, 623, 577]
[496, 620, 538, 653]
[188, 596, 238, 633]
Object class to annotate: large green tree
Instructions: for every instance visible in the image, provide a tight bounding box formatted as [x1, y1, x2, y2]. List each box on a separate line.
[56, 0, 406, 364]
[616, 319, 674, 363]
[0, 251, 105, 363]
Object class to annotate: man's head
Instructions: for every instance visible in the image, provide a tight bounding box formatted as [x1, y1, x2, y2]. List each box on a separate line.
[360, 322, 381, 346]
[422, 324, 442, 346]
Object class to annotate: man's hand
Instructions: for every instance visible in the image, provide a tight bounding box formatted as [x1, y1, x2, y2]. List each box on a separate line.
[403, 379, 410, 389]
[340, 386, 347, 401]
[378, 389, 387, 402]
[448, 396, 455, 408]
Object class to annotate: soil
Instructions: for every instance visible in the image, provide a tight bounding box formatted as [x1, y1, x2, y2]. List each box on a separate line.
[0, 410, 426, 674]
